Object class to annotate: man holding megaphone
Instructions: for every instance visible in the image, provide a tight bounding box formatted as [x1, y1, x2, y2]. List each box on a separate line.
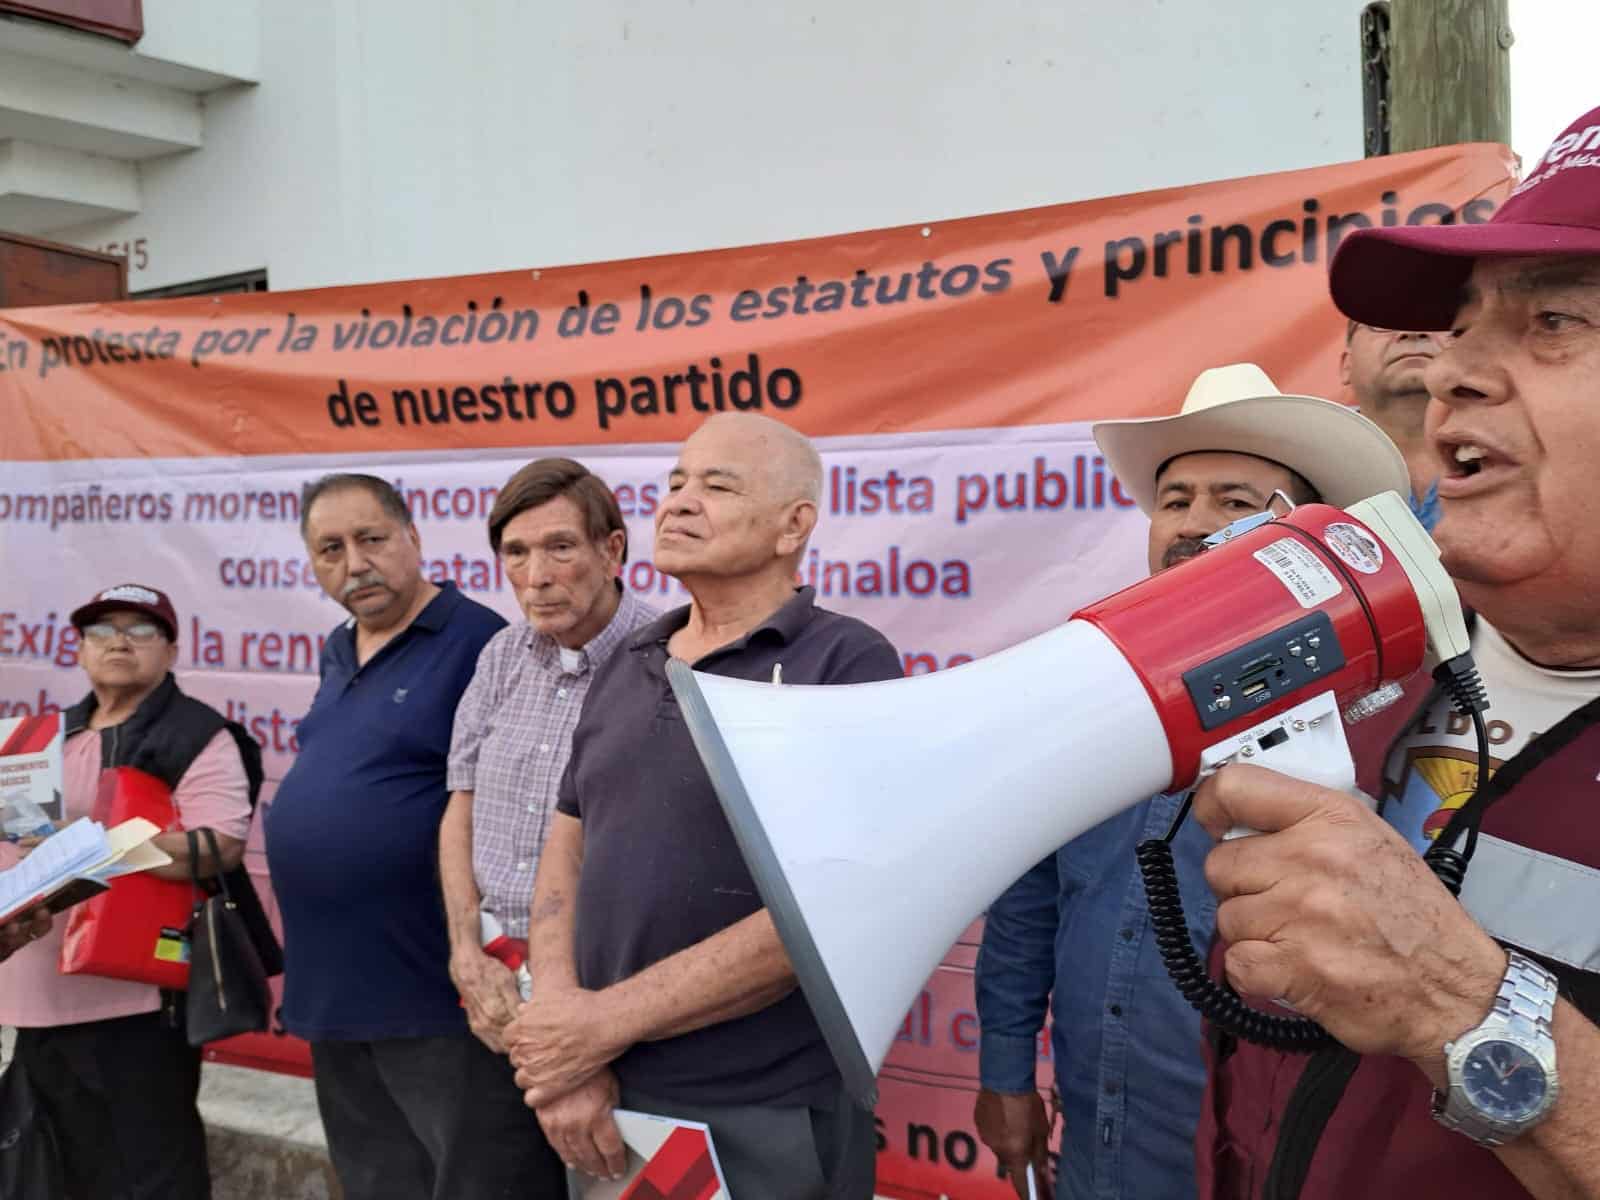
[659, 106, 1600, 1200]
[974, 365, 1411, 1200]
[1195, 103, 1600, 1200]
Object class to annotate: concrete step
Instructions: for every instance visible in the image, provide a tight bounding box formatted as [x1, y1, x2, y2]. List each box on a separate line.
[198, 1061, 340, 1200]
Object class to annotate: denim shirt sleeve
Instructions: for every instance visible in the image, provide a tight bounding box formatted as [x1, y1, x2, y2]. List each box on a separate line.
[975, 852, 1059, 1093]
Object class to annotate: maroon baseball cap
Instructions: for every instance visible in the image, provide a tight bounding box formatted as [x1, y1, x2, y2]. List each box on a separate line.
[70, 583, 178, 640]
[1330, 104, 1600, 331]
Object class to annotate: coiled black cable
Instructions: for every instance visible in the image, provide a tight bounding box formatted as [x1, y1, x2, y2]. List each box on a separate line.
[1136, 651, 1492, 1052]
[1137, 796, 1337, 1051]
[1421, 654, 1492, 896]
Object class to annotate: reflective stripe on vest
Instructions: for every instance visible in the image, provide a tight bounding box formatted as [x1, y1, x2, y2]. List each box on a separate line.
[1460, 833, 1600, 973]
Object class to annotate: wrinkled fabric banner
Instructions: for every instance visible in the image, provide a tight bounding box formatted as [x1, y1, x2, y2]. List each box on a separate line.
[0, 143, 1514, 1199]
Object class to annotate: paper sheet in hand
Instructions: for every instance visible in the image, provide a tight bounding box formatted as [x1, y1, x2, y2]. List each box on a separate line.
[571, 1109, 729, 1200]
[0, 817, 170, 923]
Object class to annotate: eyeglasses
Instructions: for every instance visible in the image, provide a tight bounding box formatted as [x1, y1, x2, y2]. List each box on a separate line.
[82, 622, 166, 644]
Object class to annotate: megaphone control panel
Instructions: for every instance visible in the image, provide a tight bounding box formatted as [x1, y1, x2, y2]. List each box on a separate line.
[1182, 611, 1346, 731]
[1076, 499, 1431, 791]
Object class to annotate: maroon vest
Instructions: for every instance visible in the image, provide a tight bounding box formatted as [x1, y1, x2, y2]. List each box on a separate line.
[1196, 692, 1600, 1200]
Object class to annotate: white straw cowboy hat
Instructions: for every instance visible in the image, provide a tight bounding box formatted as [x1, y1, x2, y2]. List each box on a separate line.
[1092, 363, 1410, 515]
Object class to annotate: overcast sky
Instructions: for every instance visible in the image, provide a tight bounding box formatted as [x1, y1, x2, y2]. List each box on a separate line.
[1510, 0, 1597, 168]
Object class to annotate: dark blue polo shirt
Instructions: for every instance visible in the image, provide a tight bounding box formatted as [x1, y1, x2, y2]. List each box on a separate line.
[266, 582, 506, 1041]
[556, 586, 902, 1106]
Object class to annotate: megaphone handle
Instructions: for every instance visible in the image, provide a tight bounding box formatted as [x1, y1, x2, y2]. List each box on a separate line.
[1194, 691, 1357, 840]
[1143, 682, 1468, 1049]
[1132, 692, 1357, 1052]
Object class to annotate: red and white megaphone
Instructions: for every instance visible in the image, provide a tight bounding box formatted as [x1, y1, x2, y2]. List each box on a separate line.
[667, 491, 1469, 1108]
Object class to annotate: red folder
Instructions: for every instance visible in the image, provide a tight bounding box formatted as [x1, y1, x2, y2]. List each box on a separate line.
[58, 766, 193, 989]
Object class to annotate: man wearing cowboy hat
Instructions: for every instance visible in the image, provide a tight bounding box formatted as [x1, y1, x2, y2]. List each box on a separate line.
[974, 364, 1409, 1200]
[1193, 104, 1600, 1199]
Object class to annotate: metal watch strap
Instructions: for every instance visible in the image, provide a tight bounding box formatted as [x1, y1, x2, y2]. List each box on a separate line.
[1431, 950, 1559, 1146]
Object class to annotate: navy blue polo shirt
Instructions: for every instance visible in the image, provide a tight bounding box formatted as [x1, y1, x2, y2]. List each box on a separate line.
[266, 582, 506, 1041]
[556, 586, 902, 1106]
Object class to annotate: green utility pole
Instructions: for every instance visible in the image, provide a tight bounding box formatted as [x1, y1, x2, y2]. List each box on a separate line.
[1388, 0, 1513, 151]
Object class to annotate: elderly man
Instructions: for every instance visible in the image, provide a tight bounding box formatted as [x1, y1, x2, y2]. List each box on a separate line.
[973, 365, 1409, 1199]
[265, 474, 507, 1200]
[504, 413, 901, 1198]
[1195, 103, 1600, 1199]
[439, 458, 656, 1192]
[1341, 320, 1446, 529]
[0, 583, 255, 1200]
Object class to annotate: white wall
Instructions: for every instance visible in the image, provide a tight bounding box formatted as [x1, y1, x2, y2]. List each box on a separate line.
[55, 0, 1376, 293]
[1509, 0, 1600, 170]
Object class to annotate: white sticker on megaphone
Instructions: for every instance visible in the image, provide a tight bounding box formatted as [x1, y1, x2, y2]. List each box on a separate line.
[1323, 522, 1384, 574]
[1252, 537, 1341, 608]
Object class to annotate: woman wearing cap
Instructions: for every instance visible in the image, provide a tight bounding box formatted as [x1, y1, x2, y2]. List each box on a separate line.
[0, 583, 255, 1200]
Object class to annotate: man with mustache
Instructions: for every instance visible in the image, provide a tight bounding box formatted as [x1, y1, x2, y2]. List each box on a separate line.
[973, 364, 1408, 1199]
[1193, 102, 1600, 1200]
[1342, 320, 1447, 530]
[266, 473, 508, 1200]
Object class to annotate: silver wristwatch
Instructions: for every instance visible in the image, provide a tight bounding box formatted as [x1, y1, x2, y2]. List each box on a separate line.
[1431, 950, 1561, 1146]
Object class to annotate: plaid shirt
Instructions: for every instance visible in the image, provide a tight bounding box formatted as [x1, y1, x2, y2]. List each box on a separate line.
[447, 588, 657, 939]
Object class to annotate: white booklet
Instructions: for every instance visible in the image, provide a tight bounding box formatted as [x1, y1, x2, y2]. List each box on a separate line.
[0, 816, 170, 924]
[0, 711, 64, 839]
[571, 1108, 730, 1200]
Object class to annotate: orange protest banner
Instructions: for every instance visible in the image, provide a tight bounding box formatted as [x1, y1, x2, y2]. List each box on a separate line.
[1, 143, 1512, 462]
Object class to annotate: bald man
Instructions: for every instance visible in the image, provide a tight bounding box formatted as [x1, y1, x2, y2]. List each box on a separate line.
[506, 414, 902, 1199]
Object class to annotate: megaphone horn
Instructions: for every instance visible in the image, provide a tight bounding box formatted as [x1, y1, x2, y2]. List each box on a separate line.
[668, 492, 1465, 1108]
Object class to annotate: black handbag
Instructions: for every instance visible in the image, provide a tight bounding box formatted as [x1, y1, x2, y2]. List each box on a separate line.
[0, 1061, 63, 1200]
[223, 864, 284, 977]
[216, 725, 284, 978]
[184, 829, 272, 1047]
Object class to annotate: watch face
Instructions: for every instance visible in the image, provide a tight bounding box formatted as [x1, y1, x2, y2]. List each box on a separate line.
[1461, 1039, 1548, 1122]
